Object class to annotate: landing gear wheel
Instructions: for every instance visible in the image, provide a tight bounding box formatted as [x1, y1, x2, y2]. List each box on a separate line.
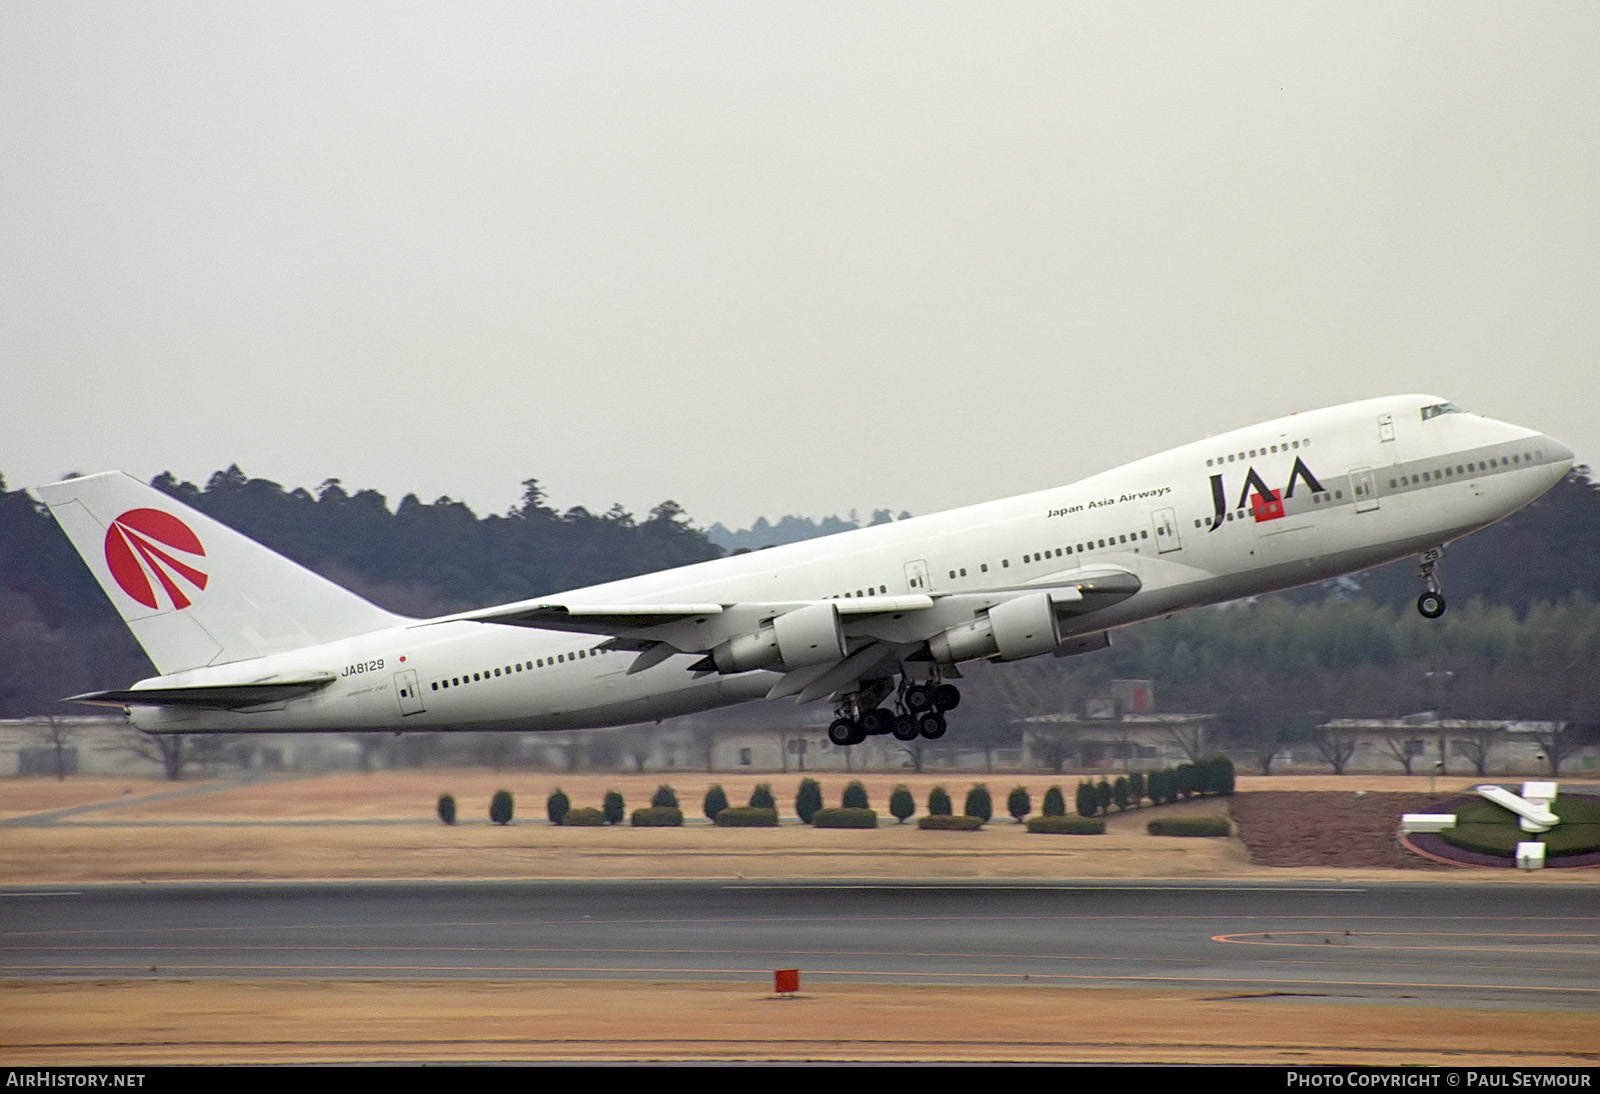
[859, 708, 894, 736]
[905, 684, 935, 713]
[1417, 591, 1446, 619]
[891, 713, 920, 741]
[933, 684, 961, 712]
[917, 712, 947, 740]
[827, 718, 858, 746]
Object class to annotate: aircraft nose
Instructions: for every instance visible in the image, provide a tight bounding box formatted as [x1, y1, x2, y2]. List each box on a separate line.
[1541, 434, 1576, 472]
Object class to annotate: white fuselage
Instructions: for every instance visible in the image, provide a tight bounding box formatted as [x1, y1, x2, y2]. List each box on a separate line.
[125, 395, 1572, 734]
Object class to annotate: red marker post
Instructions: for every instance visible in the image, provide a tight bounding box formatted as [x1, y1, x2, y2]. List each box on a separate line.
[774, 968, 800, 996]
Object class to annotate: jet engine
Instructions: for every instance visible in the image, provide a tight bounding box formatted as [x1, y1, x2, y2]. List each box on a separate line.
[927, 591, 1063, 664]
[710, 601, 846, 673]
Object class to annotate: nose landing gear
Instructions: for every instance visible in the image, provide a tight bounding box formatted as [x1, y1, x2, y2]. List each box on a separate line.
[1417, 548, 1446, 619]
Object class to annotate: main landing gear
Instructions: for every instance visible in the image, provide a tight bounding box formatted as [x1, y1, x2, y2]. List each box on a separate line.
[1416, 548, 1446, 619]
[827, 677, 962, 747]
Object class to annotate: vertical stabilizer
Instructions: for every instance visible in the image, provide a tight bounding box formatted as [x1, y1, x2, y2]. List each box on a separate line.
[32, 472, 403, 674]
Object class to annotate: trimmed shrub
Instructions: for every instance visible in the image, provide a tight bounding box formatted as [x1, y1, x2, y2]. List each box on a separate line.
[1041, 786, 1065, 818]
[928, 786, 953, 816]
[842, 780, 870, 809]
[813, 807, 878, 829]
[715, 806, 779, 827]
[749, 783, 776, 810]
[1200, 753, 1236, 796]
[1175, 763, 1198, 799]
[795, 778, 823, 824]
[889, 785, 915, 824]
[1146, 770, 1166, 805]
[1076, 781, 1098, 818]
[561, 807, 606, 826]
[1112, 776, 1130, 812]
[547, 787, 571, 824]
[918, 814, 984, 831]
[1096, 780, 1112, 815]
[631, 806, 684, 827]
[1007, 786, 1030, 823]
[651, 785, 679, 809]
[437, 793, 456, 825]
[1147, 817, 1231, 837]
[1026, 815, 1106, 834]
[603, 789, 625, 825]
[489, 789, 514, 825]
[1129, 771, 1145, 806]
[704, 784, 729, 821]
[965, 784, 993, 822]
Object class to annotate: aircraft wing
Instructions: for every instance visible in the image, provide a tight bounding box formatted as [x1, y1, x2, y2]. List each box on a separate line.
[432, 594, 937, 632]
[421, 567, 1140, 700]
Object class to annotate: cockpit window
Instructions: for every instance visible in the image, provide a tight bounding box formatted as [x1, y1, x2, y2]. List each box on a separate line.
[1421, 402, 1465, 421]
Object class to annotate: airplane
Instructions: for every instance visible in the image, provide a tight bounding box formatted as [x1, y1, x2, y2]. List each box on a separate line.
[33, 394, 1574, 747]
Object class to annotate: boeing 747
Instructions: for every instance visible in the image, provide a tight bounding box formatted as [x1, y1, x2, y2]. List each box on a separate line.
[34, 395, 1573, 746]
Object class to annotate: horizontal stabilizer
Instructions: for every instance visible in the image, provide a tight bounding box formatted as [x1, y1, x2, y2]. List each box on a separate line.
[69, 676, 337, 710]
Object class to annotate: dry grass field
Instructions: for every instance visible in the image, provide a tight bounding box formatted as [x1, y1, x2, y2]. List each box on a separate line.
[3, 769, 1596, 1064]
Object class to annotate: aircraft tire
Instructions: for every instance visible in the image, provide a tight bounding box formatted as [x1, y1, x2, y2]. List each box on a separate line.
[891, 713, 919, 741]
[918, 712, 947, 740]
[827, 718, 857, 746]
[1417, 592, 1446, 619]
[860, 708, 894, 736]
[933, 684, 961, 712]
[905, 685, 935, 713]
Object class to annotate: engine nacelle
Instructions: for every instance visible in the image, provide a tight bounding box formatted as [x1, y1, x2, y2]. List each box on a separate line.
[927, 591, 1063, 664]
[711, 601, 845, 673]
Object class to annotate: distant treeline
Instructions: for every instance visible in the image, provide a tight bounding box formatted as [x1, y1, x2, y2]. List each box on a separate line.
[707, 508, 913, 553]
[1, 465, 1597, 719]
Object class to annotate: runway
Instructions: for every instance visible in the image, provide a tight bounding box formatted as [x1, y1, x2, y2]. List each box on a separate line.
[4, 879, 1596, 1009]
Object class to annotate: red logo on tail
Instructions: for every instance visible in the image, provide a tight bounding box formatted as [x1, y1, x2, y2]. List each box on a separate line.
[104, 509, 208, 610]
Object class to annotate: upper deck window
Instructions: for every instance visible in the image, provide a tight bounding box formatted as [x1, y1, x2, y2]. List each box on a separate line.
[1421, 402, 1465, 421]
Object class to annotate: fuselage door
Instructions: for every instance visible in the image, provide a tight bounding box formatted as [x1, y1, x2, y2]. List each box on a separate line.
[1378, 414, 1395, 443]
[1152, 507, 1182, 554]
[904, 558, 932, 593]
[1350, 467, 1380, 513]
[394, 669, 425, 716]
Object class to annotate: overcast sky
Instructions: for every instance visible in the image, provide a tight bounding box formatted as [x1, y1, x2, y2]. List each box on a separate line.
[4, 3, 1597, 529]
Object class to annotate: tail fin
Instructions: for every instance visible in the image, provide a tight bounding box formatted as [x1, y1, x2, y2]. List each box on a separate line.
[32, 472, 403, 675]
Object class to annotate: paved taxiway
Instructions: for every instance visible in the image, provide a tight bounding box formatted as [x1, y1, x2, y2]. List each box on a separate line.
[3, 879, 1595, 1010]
